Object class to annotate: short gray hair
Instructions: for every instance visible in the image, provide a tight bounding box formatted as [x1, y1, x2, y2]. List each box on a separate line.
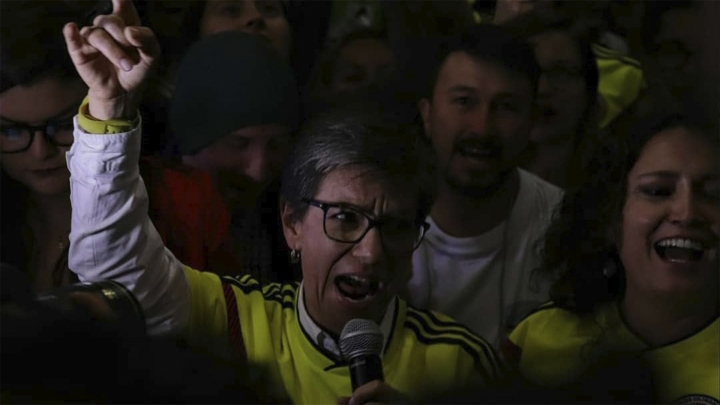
[281, 112, 437, 223]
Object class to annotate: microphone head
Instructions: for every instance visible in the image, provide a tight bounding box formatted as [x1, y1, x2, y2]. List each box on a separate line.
[339, 319, 384, 361]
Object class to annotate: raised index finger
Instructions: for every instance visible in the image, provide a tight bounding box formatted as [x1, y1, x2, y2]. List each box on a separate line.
[111, 0, 141, 27]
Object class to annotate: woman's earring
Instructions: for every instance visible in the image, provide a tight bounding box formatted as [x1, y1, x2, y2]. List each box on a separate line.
[290, 249, 301, 264]
[602, 257, 618, 278]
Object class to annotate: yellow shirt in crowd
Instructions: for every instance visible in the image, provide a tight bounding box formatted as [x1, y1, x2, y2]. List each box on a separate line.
[509, 302, 720, 404]
[184, 269, 502, 404]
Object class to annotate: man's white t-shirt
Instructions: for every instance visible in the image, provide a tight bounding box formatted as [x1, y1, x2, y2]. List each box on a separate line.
[408, 169, 563, 348]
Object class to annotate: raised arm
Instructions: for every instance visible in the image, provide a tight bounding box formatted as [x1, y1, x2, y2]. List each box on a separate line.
[64, 0, 190, 336]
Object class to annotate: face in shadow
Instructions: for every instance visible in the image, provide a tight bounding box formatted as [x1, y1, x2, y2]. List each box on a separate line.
[650, 7, 701, 102]
[182, 124, 291, 208]
[529, 30, 589, 145]
[330, 37, 397, 94]
[420, 52, 534, 197]
[0, 77, 86, 196]
[200, 0, 292, 60]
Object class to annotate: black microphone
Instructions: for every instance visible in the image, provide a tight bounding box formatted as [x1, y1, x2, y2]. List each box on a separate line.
[339, 318, 384, 391]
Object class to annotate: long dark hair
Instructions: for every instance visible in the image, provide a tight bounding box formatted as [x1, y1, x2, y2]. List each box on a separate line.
[0, 0, 95, 272]
[539, 113, 718, 314]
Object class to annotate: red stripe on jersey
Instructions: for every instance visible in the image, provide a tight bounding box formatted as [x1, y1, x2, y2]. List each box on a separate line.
[222, 282, 246, 360]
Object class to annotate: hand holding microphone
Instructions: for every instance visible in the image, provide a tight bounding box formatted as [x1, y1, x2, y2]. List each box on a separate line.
[337, 319, 409, 405]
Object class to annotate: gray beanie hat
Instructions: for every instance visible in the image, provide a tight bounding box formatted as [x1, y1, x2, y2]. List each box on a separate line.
[170, 31, 299, 156]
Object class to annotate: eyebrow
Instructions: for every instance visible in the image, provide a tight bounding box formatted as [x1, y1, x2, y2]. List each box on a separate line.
[447, 85, 476, 94]
[636, 171, 719, 181]
[0, 103, 80, 125]
[325, 200, 413, 221]
[636, 171, 677, 179]
[446, 85, 521, 99]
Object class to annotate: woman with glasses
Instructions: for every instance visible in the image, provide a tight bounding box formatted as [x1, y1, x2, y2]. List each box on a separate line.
[0, 1, 239, 294]
[504, 10, 600, 189]
[62, 2, 501, 403]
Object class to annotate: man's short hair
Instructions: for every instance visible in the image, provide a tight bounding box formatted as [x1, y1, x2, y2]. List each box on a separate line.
[424, 24, 541, 99]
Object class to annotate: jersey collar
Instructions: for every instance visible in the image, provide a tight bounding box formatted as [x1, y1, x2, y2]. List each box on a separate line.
[297, 282, 397, 361]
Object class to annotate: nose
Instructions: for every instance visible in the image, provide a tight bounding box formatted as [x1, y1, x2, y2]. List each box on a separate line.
[537, 73, 553, 98]
[466, 103, 494, 136]
[240, 1, 265, 33]
[243, 149, 271, 186]
[352, 227, 384, 265]
[669, 186, 702, 225]
[27, 130, 59, 160]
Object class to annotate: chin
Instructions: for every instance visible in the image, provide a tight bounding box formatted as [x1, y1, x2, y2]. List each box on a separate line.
[29, 180, 70, 196]
[448, 172, 508, 198]
[529, 128, 551, 144]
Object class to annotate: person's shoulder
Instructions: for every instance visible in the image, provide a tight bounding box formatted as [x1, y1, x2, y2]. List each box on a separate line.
[400, 304, 504, 382]
[518, 169, 563, 199]
[509, 301, 583, 345]
[221, 274, 299, 311]
[403, 305, 499, 361]
[515, 301, 575, 325]
[516, 169, 564, 222]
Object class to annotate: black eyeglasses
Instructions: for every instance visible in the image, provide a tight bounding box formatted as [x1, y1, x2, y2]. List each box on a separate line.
[302, 198, 430, 252]
[1, 118, 75, 154]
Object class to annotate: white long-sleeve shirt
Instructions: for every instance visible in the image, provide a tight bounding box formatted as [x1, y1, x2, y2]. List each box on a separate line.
[67, 119, 190, 336]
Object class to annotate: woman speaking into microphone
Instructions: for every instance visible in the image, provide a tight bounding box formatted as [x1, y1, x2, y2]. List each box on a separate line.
[62, 1, 501, 403]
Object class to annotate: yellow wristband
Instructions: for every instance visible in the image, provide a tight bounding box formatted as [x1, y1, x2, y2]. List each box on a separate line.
[77, 96, 139, 134]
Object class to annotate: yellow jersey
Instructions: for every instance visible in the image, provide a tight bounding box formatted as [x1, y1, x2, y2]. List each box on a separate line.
[183, 269, 502, 404]
[593, 45, 645, 128]
[508, 302, 720, 404]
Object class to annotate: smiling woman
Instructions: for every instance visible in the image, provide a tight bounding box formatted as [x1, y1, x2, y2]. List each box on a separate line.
[504, 113, 720, 403]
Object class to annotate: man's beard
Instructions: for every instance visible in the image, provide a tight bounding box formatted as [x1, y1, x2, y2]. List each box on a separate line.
[443, 134, 520, 198]
[444, 166, 514, 198]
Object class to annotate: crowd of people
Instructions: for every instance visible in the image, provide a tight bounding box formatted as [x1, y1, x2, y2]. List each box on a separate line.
[1, 0, 718, 404]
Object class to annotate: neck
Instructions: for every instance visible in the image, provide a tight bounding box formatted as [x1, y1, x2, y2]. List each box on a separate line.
[431, 169, 520, 237]
[526, 140, 573, 188]
[621, 289, 719, 347]
[26, 191, 71, 238]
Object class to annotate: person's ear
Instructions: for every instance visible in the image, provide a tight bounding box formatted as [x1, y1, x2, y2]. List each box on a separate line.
[280, 197, 302, 250]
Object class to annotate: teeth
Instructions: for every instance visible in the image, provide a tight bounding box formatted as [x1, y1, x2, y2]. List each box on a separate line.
[656, 238, 704, 251]
[460, 147, 491, 156]
[347, 275, 370, 284]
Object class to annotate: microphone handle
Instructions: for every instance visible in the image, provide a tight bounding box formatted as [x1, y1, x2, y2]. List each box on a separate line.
[349, 355, 384, 391]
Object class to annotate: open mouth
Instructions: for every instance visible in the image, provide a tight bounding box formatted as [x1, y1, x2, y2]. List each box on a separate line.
[654, 238, 707, 262]
[454, 141, 501, 160]
[335, 275, 382, 301]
